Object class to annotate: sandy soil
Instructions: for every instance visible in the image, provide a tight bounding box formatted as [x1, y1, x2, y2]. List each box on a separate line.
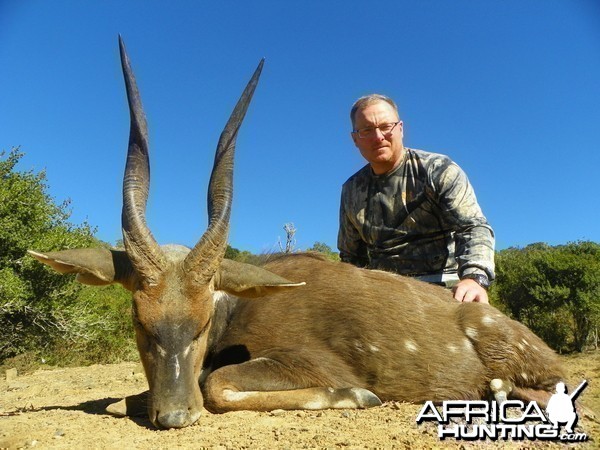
[1, 352, 598, 449]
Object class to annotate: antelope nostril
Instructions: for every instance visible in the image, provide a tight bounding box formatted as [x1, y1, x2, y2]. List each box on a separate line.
[157, 410, 190, 429]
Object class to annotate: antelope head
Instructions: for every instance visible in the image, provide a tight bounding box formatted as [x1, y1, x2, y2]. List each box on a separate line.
[28, 38, 303, 428]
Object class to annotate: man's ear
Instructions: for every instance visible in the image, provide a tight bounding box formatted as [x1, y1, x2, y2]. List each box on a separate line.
[213, 258, 305, 299]
[28, 248, 137, 292]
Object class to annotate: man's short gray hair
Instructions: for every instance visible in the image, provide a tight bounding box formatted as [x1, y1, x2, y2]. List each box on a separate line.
[350, 94, 399, 129]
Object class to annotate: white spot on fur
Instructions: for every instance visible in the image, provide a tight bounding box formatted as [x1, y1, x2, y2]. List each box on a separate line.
[517, 342, 525, 351]
[521, 372, 528, 381]
[447, 344, 458, 353]
[404, 340, 418, 353]
[482, 315, 495, 326]
[156, 345, 167, 357]
[532, 345, 539, 351]
[303, 388, 334, 410]
[174, 355, 180, 380]
[223, 389, 253, 402]
[490, 379, 504, 391]
[333, 399, 357, 408]
[303, 400, 326, 409]
[463, 339, 473, 351]
[465, 327, 478, 340]
[522, 339, 530, 346]
[354, 342, 380, 353]
[212, 290, 229, 304]
[250, 357, 271, 363]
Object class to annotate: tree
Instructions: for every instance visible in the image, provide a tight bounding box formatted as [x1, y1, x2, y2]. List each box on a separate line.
[306, 242, 340, 261]
[225, 244, 241, 260]
[0, 148, 134, 364]
[492, 241, 600, 352]
[278, 222, 297, 253]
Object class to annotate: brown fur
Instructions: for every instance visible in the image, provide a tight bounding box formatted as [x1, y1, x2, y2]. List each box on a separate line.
[202, 253, 564, 411]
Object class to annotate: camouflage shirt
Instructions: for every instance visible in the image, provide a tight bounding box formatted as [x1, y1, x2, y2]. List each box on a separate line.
[338, 148, 495, 280]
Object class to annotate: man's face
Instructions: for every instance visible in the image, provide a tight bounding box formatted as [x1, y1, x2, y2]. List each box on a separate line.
[351, 101, 404, 175]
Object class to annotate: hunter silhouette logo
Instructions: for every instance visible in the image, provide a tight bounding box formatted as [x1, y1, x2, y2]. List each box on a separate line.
[546, 380, 587, 434]
[416, 380, 589, 442]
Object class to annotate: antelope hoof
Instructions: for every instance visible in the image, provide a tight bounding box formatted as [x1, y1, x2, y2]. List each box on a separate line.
[341, 387, 382, 408]
[490, 379, 513, 404]
[106, 391, 149, 417]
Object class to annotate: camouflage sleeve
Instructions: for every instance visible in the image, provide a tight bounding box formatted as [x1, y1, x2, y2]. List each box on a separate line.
[432, 160, 496, 280]
[337, 184, 369, 267]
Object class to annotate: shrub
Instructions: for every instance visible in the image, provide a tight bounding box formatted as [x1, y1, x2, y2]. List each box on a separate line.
[492, 242, 600, 352]
[0, 148, 136, 366]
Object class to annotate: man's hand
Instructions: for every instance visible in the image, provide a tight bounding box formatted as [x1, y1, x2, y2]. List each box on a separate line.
[452, 278, 489, 303]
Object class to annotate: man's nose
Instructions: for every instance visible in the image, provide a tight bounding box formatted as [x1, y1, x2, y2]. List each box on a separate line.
[372, 127, 386, 140]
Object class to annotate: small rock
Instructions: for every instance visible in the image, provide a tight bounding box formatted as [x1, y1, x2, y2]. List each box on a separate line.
[341, 411, 352, 418]
[316, 411, 324, 417]
[270, 409, 285, 416]
[296, 411, 306, 418]
[54, 429, 65, 437]
[5, 368, 18, 381]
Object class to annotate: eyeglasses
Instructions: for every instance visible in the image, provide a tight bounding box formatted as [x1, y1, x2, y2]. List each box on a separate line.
[352, 122, 400, 139]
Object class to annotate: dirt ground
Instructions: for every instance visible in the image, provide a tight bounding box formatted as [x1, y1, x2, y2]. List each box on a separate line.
[1, 352, 598, 449]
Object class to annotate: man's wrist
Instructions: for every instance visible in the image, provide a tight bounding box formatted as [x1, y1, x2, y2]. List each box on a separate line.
[461, 273, 491, 290]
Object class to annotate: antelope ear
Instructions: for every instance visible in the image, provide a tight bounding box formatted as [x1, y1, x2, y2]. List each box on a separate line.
[214, 259, 305, 298]
[27, 248, 137, 291]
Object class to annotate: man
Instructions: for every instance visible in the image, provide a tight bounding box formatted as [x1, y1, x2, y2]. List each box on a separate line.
[338, 94, 495, 303]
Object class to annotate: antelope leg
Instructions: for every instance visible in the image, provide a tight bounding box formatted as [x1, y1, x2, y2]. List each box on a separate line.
[203, 357, 381, 413]
[106, 390, 149, 417]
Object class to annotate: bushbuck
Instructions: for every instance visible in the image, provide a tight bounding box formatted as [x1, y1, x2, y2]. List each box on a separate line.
[29, 38, 565, 429]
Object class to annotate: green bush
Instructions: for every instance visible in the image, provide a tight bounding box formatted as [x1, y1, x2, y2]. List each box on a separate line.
[0, 148, 136, 366]
[306, 242, 340, 261]
[43, 284, 137, 366]
[492, 241, 600, 352]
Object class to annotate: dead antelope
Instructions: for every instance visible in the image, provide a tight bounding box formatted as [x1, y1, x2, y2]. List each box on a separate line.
[29, 38, 565, 429]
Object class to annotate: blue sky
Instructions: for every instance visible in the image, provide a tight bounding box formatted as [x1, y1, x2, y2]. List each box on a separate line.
[2, 1, 599, 254]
